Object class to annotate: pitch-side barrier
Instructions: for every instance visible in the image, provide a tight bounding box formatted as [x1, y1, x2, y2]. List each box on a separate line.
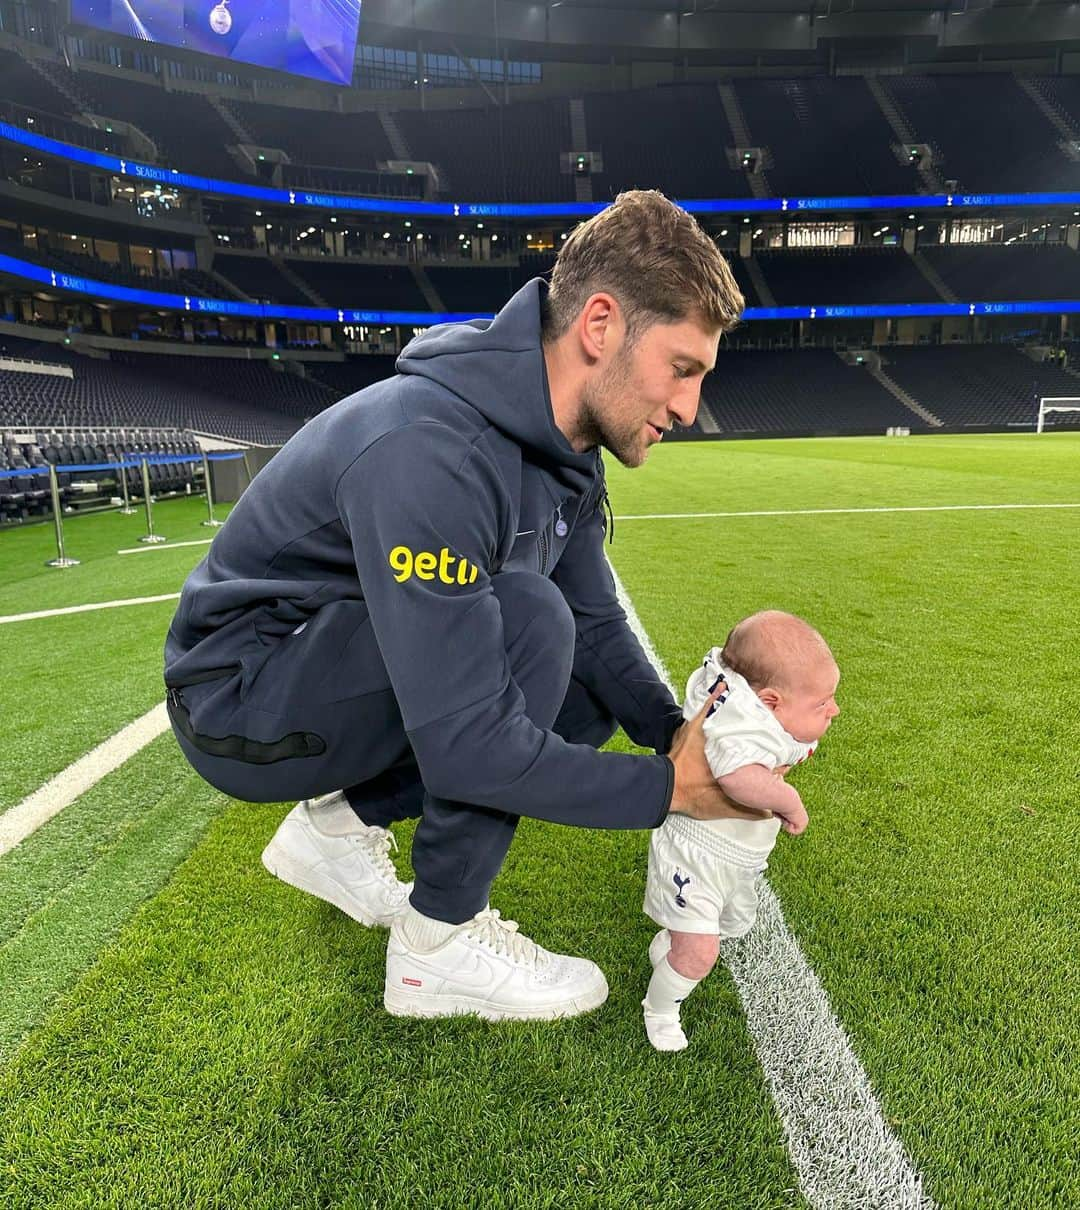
[2, 451, 247, 568]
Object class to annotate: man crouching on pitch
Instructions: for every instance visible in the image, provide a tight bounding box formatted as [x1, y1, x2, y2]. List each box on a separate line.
[164, 190, 749, 1023]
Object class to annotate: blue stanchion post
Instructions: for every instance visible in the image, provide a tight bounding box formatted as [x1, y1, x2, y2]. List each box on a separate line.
[138, 456, 166, 544]
[45, 463, 79, 568]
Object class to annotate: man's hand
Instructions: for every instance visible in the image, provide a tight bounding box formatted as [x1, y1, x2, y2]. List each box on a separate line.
[667, 681, 773, 823]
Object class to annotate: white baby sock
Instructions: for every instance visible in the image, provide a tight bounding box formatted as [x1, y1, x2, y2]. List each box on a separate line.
[642, 955, 700, 1052]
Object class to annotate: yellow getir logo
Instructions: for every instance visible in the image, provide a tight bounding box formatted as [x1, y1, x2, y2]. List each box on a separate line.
[388, 545, 480, 585]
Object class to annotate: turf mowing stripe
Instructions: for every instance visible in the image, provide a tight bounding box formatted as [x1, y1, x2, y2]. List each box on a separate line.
[117, 538, 215, 555]
[0, 704, 169, 858]
[609, 561, 935, 1210]
[0, 741, 224, 1068]
[614, 502, 1080, 521]
[0, 593, 181, 625]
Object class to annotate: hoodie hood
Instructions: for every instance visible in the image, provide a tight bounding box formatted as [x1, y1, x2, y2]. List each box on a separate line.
[396, 279, 598, 486]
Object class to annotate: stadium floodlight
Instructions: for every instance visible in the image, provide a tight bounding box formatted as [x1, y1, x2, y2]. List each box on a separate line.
[1036, 397, 1080, 433]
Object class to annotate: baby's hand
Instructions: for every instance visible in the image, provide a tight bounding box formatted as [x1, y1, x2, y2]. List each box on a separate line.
[776, 794, 809, 836]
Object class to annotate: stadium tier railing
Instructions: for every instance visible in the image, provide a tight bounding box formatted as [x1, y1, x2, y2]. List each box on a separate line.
[6, 118, 1080, 220]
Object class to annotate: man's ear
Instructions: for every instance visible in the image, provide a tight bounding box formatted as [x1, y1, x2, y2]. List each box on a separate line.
[578, 292, 620, 362]
[758, 687, 781, 710]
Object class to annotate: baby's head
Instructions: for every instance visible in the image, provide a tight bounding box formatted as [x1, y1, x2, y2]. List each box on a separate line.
[721, 610, 840, 744]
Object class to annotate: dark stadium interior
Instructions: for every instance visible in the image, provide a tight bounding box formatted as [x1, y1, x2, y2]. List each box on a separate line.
[2, 0, 1080, 521]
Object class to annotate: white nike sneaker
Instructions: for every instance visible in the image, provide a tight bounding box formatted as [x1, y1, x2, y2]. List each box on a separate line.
[384, 905, 608, 1022]
[261, 792, 412, 927]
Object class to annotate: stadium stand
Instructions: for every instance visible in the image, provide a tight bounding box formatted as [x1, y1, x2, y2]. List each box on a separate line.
[0, 423, 205, 521]
[703, 349, 924, 435]
[0, 98, 122, 155]
[395, 101, 575, 201]
[0, 227, 217, 297]
[0, 338, 306, 443]
[921, 244, 1080, 302]
[727, 257, 758, 309]
[585, 84, 749, 201]
[732, 77, 920, 197]
[284, 259, 429, 310]
[0, 49, 77, 118]
[511, 253, 557, 293]
[109, 352, 337, 420]
[756, 248, 942, 305]
[67, 69, 243, 180]
[424, 266, 524, 315]
[880, 74, 1080, 193]
[214, 255, 318, 305]
[1031, 76, 1080, 133]
[306, 356, 398, 398]
[228, 100, 393, 172]
[879, 345, 1079, 429]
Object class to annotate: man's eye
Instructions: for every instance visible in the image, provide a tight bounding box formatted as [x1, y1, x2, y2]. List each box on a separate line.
[673, 365, 690, 378]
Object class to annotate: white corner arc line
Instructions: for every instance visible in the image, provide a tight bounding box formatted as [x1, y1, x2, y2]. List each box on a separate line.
[614, 502, 1080, 521]
[608, 560, 934, 1210]
[0, 703, 171, 859]
[118, 538, 214, 555]
[0, 594, 181, 625]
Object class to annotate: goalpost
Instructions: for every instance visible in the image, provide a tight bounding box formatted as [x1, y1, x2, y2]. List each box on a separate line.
[1036, 397, 1080, 433]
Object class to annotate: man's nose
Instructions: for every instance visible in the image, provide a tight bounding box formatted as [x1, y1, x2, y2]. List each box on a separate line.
[669, 383, 701, 428]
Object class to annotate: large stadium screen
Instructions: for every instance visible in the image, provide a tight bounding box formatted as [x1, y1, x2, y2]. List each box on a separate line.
[69, 0, 362, 86]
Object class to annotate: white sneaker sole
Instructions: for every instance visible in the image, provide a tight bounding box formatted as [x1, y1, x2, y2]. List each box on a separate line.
[383, 977, 609, 1022]
[260, 832, 407, 929]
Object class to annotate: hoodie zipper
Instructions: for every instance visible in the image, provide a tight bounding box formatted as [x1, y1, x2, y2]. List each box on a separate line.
[595, 451, 615, 545]
[537, 526, 550, 573]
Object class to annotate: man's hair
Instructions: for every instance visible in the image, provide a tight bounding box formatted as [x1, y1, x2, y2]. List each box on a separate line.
[721, 610, 834, 692]
[543, 189, 744, 343]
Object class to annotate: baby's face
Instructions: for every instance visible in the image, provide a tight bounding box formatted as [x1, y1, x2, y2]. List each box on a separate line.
[769, 658, 841, 744]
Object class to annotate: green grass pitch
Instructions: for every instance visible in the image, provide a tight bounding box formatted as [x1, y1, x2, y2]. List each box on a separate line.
[0, 433, 1077, 1208]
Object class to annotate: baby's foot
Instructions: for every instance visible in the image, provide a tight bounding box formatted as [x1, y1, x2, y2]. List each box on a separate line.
[643, 1006, 688, 1052]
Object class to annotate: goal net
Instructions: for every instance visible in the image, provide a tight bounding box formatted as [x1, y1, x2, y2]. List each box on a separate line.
[1036, 397, 1080, 433]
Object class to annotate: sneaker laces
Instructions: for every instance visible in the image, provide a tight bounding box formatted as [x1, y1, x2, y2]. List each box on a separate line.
[349, 826, 401, 885]
[465, 908, 548, 967]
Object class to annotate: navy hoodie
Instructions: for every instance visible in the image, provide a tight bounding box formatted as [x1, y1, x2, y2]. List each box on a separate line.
[165, 281, 682, 829]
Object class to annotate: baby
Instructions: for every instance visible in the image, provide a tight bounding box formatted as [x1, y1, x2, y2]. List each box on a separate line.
[642, 609, 840, 1052]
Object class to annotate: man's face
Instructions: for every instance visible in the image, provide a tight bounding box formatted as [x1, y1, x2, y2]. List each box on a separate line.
[579, 314, 721, 468]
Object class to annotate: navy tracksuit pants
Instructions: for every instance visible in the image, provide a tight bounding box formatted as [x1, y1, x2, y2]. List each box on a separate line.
[169, 571, 617, 923]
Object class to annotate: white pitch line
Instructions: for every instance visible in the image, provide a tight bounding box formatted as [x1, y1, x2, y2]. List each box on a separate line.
[609, 562, 934, 1210]
[118, 538, 214, 555]
[615, 502, 1080, 521]
[0, 593, 181, 625]
[0, 703, 170, 858]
